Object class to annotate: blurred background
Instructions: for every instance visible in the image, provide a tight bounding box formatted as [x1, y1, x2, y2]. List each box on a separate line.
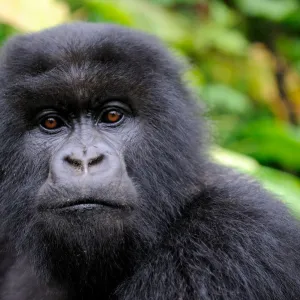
[1, 0, 300, 215]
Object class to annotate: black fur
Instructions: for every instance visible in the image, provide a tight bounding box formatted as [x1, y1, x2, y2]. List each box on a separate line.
[0, 22, 300, 300]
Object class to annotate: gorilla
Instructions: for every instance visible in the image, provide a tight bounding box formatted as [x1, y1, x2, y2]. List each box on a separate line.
[0, 22, 300, 300]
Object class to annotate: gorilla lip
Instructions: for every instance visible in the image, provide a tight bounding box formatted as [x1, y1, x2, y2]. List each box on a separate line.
[44, 199, 125, 211]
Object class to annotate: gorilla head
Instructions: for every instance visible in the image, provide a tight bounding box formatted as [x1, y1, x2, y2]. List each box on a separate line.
[0, 22, 203, 290]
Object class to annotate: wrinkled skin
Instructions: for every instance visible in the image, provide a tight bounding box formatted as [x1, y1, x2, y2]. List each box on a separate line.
[0, 22, 300, 300]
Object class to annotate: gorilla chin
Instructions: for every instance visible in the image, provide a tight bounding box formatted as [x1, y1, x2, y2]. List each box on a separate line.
[21, 186, 136, 289]
[34, 184, 137, 246]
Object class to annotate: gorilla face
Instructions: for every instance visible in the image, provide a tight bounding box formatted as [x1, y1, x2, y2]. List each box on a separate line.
[31, 99, 138, 226]
[28, 99, 139, 257]
[0, 23, 202, 281]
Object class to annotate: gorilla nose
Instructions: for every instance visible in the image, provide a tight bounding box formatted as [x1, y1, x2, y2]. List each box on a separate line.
[63, 153, 104, 175]
[49, 145, 124, 186]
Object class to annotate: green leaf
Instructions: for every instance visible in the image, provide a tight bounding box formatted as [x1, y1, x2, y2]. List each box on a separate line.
[201, 84, 253, 115]
[277, 36, 300, 62]
[194, 23, 249, 55]
[84, 0, 188, 44]
[224, 119, 300, 173]
[210, 1, 240, 27]
[234, 0, 299, 21]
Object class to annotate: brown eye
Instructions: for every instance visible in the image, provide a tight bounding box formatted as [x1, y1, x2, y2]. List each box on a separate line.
[43, 117, 58, 129]
[101, 110, 124, 124]
[40, 116, 64, 131]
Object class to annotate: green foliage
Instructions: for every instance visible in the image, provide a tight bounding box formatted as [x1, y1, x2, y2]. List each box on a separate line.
[193, 24, 249, 55]
[201, 84, 253, 115]
[149, 0, 200, 5]
[282, 8, 300, 30]
[76, 0, 189, 44]
[234, 0, 299, 21]
[223, 119, 300, 173]
[277, 37, 300, 62]
[0, 23, 17, 44]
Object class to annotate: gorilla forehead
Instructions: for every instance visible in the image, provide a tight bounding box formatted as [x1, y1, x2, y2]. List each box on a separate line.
[1, 22, 179, 79]
[0, 22, 183, 111]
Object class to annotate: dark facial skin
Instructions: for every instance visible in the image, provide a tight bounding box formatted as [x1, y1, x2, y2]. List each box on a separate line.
[34, 101, 137, 213]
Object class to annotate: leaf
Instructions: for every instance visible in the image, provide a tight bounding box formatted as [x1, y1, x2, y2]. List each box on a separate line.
[84, 0, 188, 44]
[224, 119, 300, 173]
[193, 23, 249, 55]
[201, 84, 253, 115]
[0, 23, 17, 44]
[234, 0, 299, 21]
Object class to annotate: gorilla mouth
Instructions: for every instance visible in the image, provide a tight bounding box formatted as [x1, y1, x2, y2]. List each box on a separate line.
[44, 199, 125, 211]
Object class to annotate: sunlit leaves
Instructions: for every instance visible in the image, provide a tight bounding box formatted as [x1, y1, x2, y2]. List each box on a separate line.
[0, 0, 69, 32]
[234, 0, 299, 21]
[201, 84, 253, 115]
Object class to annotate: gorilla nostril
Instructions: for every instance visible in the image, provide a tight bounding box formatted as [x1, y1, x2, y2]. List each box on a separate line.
[88, 155, 104, 168]
[64, 156, 83, 171]
[63, 154, 104, 174]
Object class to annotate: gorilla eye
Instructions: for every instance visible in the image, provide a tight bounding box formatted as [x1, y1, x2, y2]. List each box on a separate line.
[100, 109, 124, 124]
[39, 116, 65, 132]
